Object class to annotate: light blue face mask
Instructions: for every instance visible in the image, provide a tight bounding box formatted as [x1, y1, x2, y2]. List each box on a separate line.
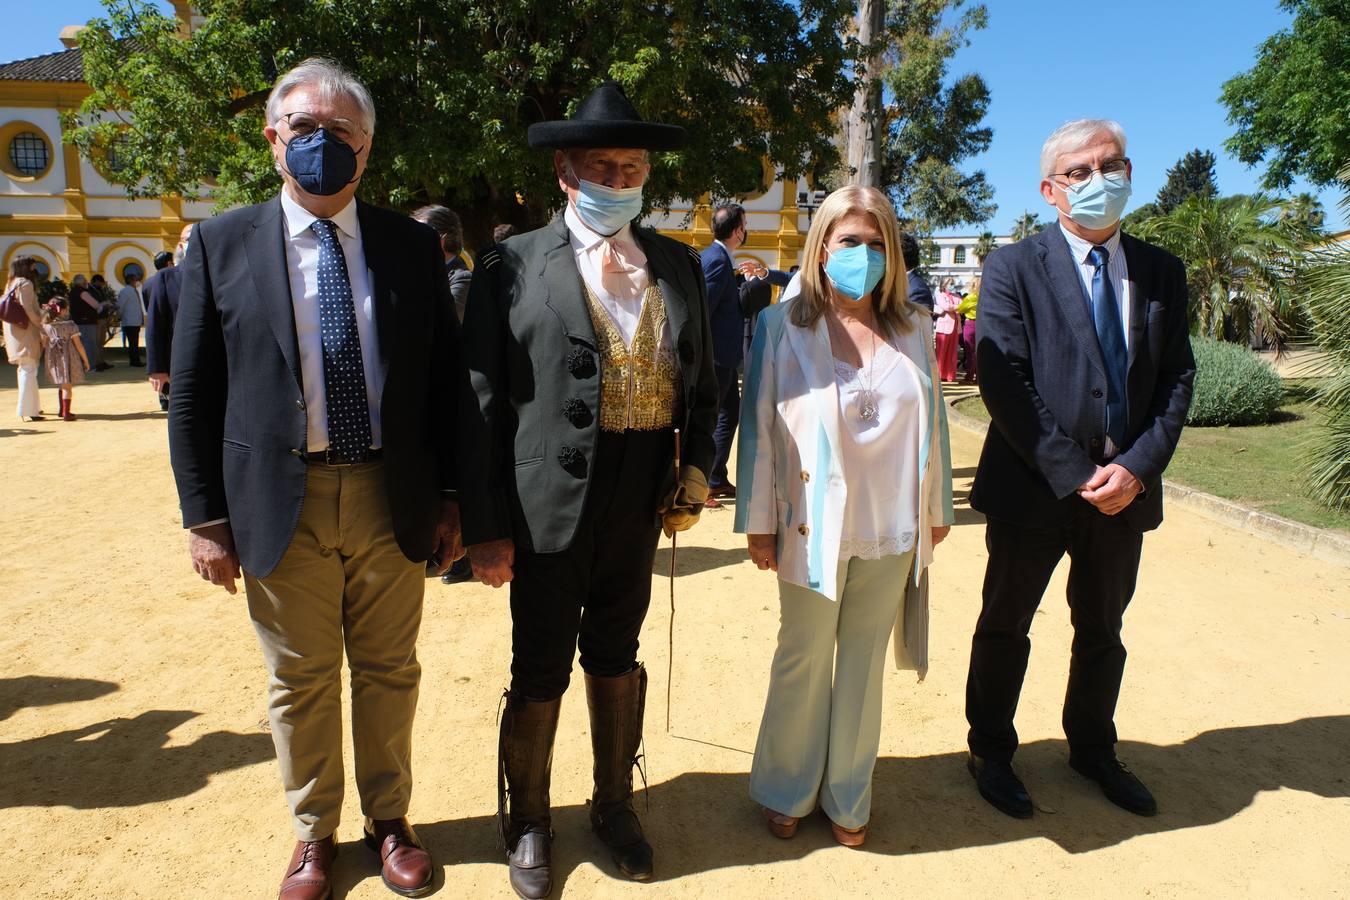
[824, 244, 886, 300]
[570, 175, 644, 236]
[1058, 171, 1132, 230]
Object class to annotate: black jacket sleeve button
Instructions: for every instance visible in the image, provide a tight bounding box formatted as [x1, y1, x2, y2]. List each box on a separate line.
[1092, 388, 1103, 399]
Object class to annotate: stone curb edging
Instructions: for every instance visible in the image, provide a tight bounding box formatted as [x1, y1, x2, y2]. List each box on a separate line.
[943, 393, 1350, 568]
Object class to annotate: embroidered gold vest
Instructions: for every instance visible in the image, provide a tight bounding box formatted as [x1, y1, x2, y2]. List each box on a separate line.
[582, 282, 682, 432]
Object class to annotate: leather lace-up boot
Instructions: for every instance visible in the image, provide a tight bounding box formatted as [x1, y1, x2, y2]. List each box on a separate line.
[585, 665, 653, 881]
[500, 691, 562, 899]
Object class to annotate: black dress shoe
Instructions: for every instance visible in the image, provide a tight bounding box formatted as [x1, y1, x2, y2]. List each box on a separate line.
[967, 753, 1033, 819]
[1070, 756, 1157, 816]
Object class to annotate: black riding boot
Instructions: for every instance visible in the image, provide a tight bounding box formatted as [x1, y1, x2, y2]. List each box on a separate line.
[585, 665, 654, 881]
[499, 692, 562, 899]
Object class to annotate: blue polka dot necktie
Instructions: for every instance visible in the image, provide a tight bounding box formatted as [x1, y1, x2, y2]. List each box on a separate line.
[1088, 244, 1128, 449]
[311, 218, 371, 461]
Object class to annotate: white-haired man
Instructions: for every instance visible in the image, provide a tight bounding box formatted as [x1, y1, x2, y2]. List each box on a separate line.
[964, 119, 1195, 819]
[169, 58, 461, 899]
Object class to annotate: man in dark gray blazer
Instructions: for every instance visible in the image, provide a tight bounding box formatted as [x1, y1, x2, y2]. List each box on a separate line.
[965, 119, 1195, 821]
[458, 82, 718, 898]
[169, 59, 459, 900]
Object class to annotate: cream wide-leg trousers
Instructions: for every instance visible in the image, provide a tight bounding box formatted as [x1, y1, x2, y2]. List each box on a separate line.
[749, 550, 914, 829]
[244, 462, 426, 842]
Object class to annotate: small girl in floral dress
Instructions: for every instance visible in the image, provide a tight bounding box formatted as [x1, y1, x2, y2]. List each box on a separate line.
[42, 297, 90, 421]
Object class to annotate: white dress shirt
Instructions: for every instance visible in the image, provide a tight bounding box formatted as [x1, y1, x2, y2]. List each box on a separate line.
[280, 190, 384, 452]
[1059, 222, 1131, 456]
[564, 204, 670, 347]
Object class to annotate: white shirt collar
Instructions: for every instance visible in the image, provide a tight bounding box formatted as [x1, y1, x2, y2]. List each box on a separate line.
[564, 203, 634, 250]
[280, 189, 361, 241]
[1059, 220, 1121, 265]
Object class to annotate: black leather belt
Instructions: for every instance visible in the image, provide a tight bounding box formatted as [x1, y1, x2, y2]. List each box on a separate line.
[302, 448, 383, 466]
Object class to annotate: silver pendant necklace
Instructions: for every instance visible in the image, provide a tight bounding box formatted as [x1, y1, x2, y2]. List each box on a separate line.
[857, 325, 879, 421]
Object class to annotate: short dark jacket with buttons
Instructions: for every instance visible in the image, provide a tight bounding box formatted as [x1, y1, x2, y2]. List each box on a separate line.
[968, 225, 1195, 532]
[167, 197, 458, 576]
[457, 215, 719, 552]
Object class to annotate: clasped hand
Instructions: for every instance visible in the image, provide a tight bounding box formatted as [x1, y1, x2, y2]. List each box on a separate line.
[1078, 463, 1142, 516]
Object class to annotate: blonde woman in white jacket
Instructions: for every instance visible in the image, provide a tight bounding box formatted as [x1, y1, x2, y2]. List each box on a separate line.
[734, 185, 954, 846]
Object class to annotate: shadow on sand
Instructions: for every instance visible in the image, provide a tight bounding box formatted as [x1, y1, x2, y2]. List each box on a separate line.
[321, 715, 1350, 896]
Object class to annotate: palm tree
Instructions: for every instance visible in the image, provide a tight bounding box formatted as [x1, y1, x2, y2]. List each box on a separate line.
[1148, 193, 1306, 344]
[974, 230, 997, 262]
[1011, 211, 1041, 242]
[1299, 167, 1350, 512]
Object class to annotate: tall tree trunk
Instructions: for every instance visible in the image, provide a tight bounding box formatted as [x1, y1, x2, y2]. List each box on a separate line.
[846, 0, 886, 187]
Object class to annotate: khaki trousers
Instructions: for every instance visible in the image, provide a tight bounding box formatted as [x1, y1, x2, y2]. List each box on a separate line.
[244, 462, 425, 841]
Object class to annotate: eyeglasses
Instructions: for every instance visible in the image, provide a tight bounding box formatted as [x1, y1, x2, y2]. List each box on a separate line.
[279, 111, 365, 144]
[1049, 157, 1129, 191]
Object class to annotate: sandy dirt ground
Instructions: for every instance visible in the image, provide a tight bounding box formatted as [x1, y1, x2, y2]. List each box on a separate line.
[1, 357, 1348, 899]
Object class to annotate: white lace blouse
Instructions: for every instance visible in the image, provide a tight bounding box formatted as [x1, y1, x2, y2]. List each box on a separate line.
[833, 337, 923, 560]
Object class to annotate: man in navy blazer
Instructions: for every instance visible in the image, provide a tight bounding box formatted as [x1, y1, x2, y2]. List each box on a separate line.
[701, 202, 750, 498]
[965, 119, 1194, 821]
[168, 59, 458, 899]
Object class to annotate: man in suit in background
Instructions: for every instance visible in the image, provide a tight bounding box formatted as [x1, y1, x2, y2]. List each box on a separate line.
[146, 233, 189, 409]
[700, 202, 748, 501]
[965, 119, 1195, 821]
[169, 58, 460, 900]
[899, 232, 934, 313]
[459, 82, 717, 898]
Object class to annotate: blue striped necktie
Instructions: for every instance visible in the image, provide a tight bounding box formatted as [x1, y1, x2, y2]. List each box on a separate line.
[1088, 244, 1128, 448]
[311, 218, 371, 461]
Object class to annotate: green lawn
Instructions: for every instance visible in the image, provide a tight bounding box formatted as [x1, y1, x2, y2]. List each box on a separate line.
[952, 392, 1350, 535]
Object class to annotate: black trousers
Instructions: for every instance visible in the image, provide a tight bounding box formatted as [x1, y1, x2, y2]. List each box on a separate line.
[122, 326, 141, 363]
[965, 510, 1144, 763]
[710, 364, 739, 489]
[509, 428, 673, 700]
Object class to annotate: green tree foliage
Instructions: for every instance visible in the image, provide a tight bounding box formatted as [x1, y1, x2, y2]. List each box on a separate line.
[1298, 166, 1350, 511]
[973, 230, 996, 261]
[1010, 210, 1043, 241]
[879, 0, 995, 233]
[1186, 336, 1284, 427]
[1277, 192, 1327, 234]
[1135, 194, 1307, 344]
[65, 0, 853, 245]
[1222, 0, 1350, 191]
[1155, 148, 1218, 215]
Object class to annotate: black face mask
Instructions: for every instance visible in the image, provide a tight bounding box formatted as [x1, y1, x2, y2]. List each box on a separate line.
[282, 128, 362, 196]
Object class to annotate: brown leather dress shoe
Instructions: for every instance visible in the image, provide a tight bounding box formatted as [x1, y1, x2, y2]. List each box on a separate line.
[279, 835, 337, 900]
[364, 817, 434, 897]
[829, 820, 867, 848]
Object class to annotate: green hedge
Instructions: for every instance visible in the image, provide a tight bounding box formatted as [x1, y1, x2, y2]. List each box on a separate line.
[1186, 337, 1284, 427]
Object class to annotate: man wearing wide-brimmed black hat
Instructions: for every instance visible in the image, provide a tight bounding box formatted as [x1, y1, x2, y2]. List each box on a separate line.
[457, 82, 719, 897]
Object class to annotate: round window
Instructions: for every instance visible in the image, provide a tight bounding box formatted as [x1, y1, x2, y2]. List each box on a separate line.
[120, 261, 145, 284]
[8, 131, 50, 177]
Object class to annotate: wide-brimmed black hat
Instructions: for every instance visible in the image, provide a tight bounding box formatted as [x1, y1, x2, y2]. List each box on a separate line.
[527, 81, 686, 151]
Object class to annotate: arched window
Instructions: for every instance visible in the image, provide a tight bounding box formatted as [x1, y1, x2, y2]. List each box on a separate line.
[33, 259, 51, 282]
[953, 245, 967, 264]
[922, 241, 940, 265]
[8, 131, 50, 176]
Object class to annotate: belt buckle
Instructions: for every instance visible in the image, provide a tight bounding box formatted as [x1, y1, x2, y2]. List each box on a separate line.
[325, 448, 360, 467]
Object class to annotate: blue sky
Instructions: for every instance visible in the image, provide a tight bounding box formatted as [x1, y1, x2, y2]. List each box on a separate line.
[8, 1, 1345, 234]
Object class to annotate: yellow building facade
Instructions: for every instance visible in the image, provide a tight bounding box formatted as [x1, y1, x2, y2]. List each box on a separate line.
[0, 43, 210, 290]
